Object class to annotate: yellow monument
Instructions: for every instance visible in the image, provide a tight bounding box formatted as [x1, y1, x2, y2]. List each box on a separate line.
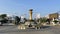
[29, 9, 33, 20]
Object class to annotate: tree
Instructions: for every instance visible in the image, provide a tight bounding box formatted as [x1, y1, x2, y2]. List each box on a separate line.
[0, 14, 7, 18]
[14, 16, 20, 25]
[0, 14, 8, 25]
[46, 19, 51, 24]
[53, 20, 58, 24]
[35, 17, 49, 29]
[23, 18, 27, 23]
[40, 17, 47, 23]
[35, 17, 47, 28]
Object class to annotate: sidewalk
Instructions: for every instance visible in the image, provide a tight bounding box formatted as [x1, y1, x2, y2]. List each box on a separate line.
[3, 23, 15, 26]
[43, 24, 60, 27]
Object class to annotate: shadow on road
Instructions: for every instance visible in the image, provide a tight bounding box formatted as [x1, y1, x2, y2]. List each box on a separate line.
[40, 26, 51, 29]
[0, 25, 15, 26]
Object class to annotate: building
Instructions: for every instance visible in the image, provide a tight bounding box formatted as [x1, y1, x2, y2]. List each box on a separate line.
[49, 13, 59, 19]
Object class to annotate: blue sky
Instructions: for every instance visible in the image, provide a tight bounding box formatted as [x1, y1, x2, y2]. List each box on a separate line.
[0, 0, 60, 17]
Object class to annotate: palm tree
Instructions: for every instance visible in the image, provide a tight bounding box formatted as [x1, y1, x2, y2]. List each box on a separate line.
[40, 17, 47, 23]
[35, 17, 47, 29]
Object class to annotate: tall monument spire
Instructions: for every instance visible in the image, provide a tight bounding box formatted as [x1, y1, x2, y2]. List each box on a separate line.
[29, 9, 33, 20]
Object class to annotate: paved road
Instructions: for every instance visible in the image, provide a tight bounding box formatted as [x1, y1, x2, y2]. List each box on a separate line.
[0, 25, 60, 34]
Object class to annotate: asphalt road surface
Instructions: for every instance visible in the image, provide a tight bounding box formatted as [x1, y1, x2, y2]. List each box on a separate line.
[0, 25, 60, 34]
